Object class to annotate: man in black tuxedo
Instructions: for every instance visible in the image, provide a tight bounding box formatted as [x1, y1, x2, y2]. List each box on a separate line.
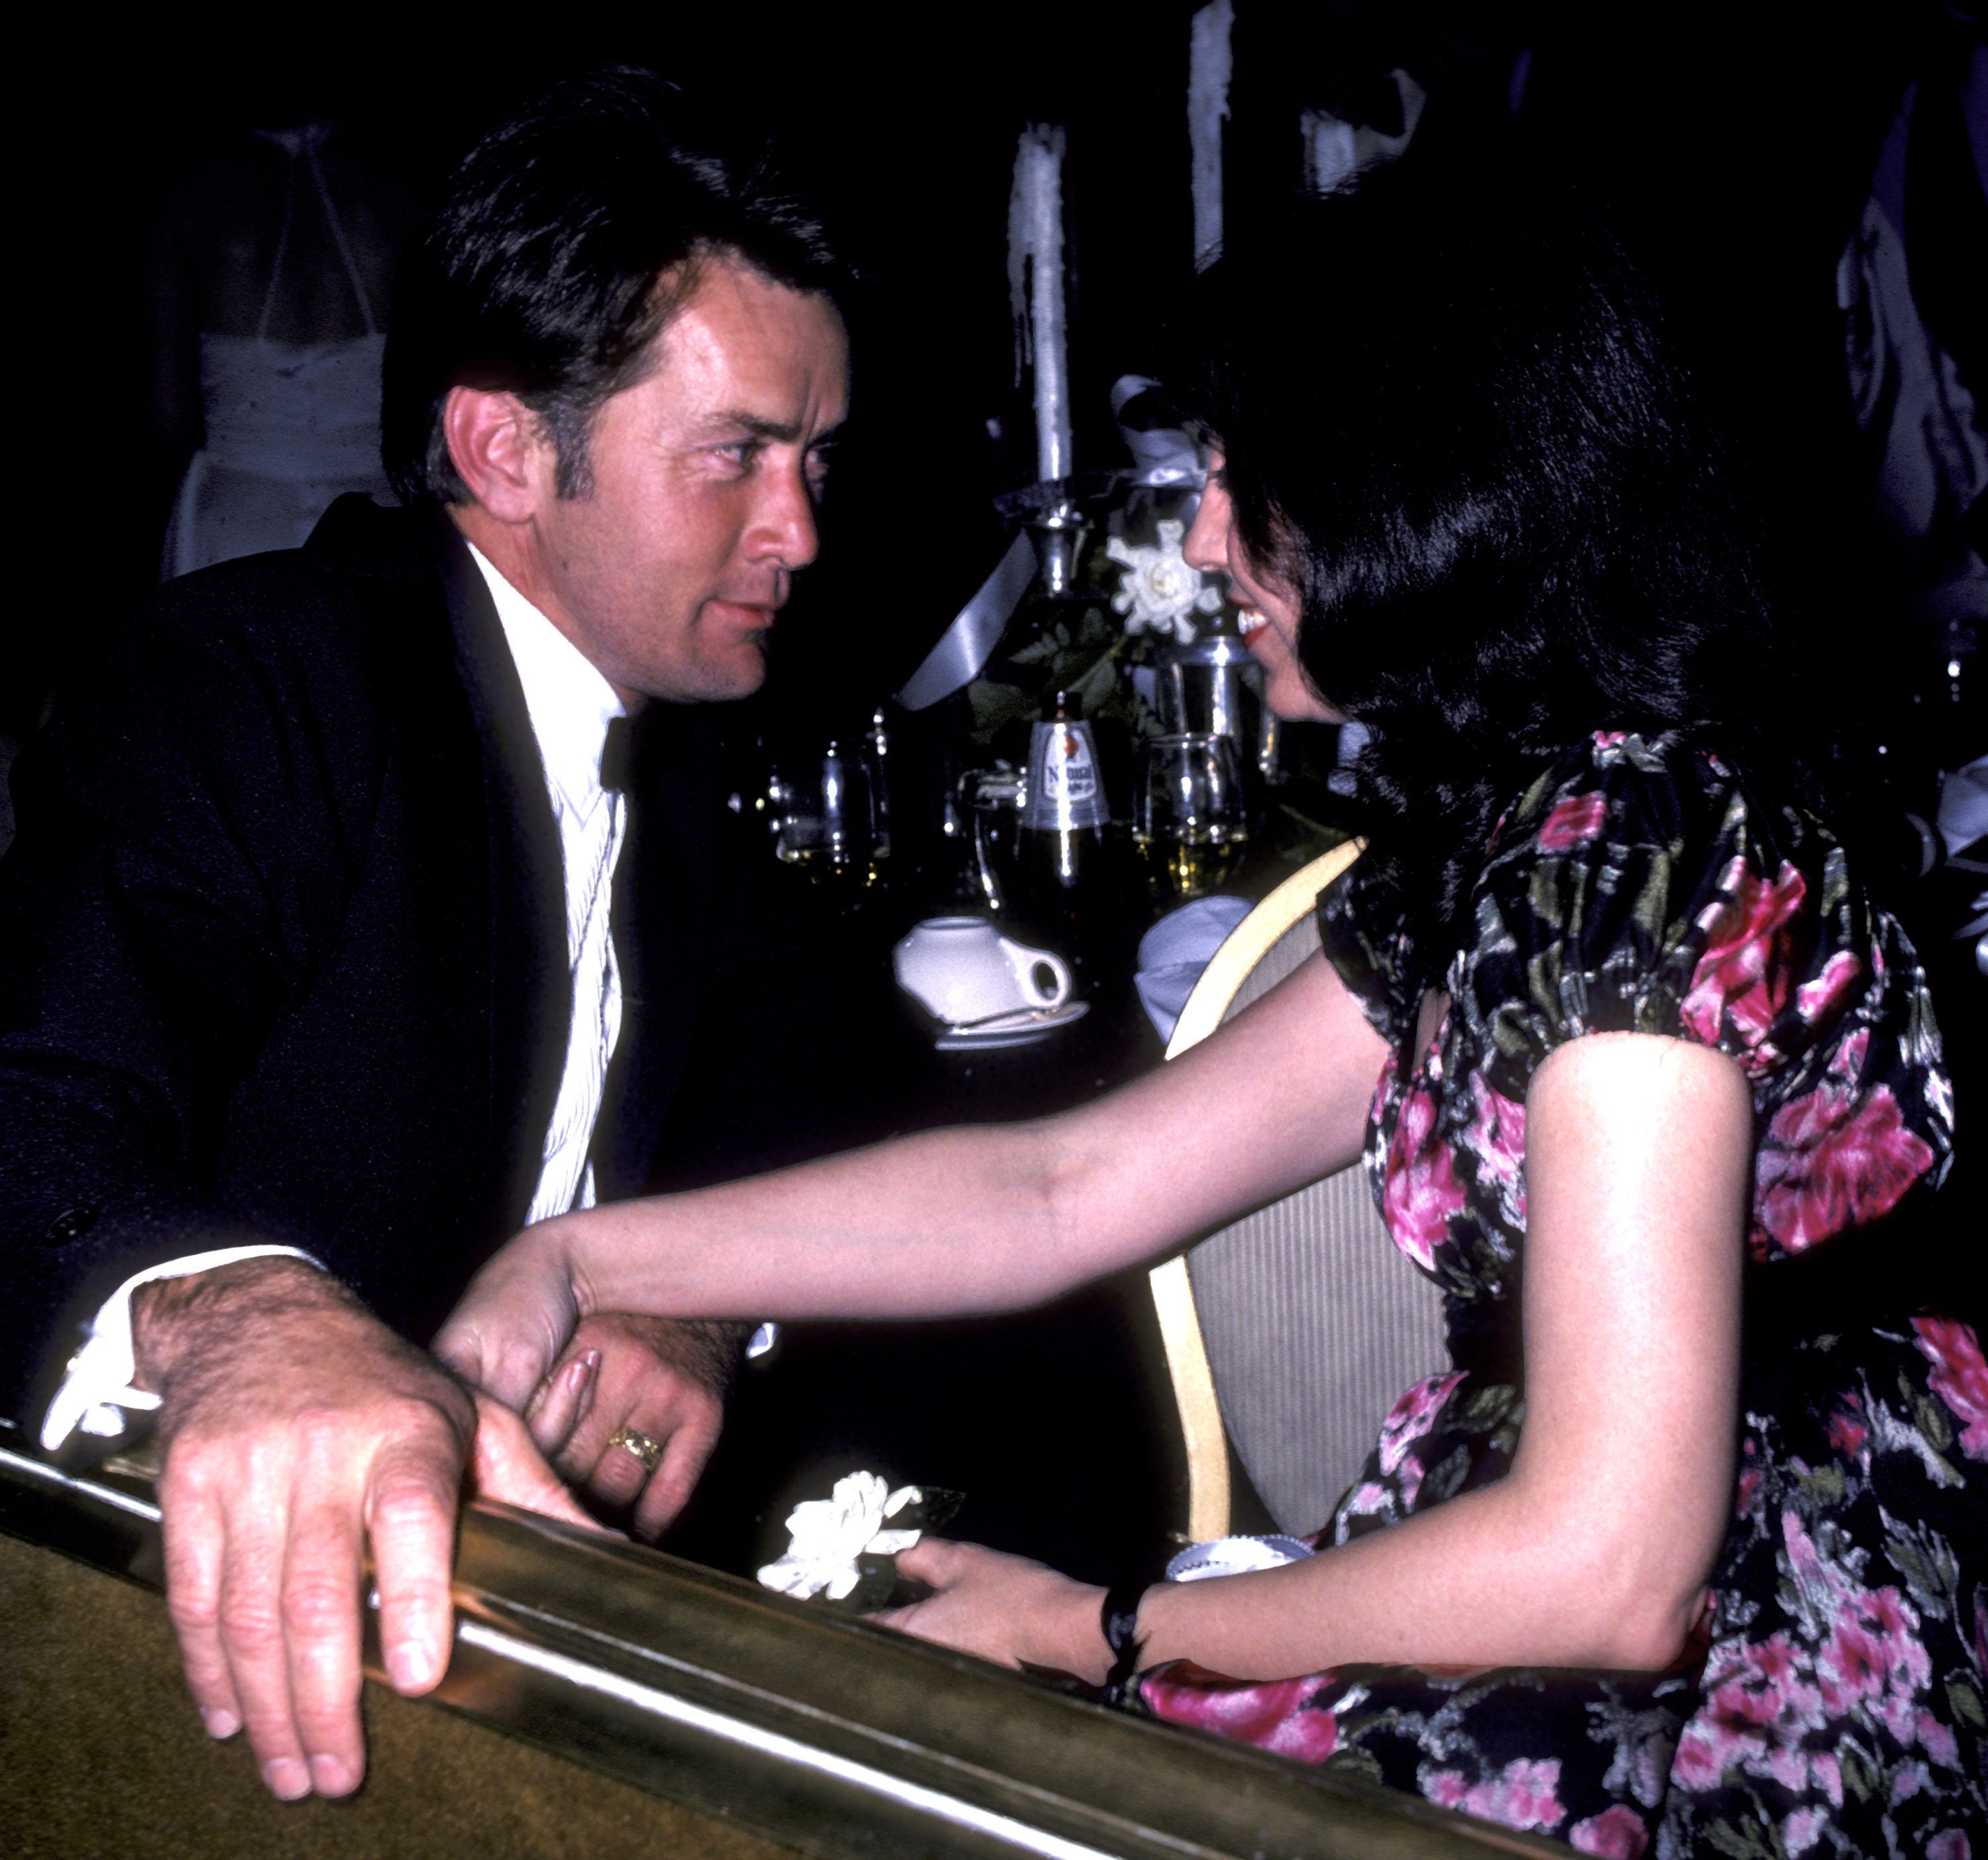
[0, 71, 848, 1801]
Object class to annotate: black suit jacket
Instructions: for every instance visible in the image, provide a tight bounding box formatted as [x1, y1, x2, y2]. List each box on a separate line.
[0, 498, 743, 1427]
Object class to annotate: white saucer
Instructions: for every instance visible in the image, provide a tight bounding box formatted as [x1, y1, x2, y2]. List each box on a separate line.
[932, 999, 1090, 1051]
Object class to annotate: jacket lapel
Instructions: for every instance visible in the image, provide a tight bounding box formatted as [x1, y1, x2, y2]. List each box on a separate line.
[594, 702, 728, 1199]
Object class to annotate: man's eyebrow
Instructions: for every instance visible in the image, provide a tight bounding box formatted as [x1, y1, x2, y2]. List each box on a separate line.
[706, 411, 844, 446]
[709, 411, 800, 442]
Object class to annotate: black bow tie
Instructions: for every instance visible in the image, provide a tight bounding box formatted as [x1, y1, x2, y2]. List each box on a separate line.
[600, 716, 633, 793]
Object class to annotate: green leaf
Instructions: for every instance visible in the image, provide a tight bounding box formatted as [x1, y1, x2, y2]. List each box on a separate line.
[968, 679, 1034, 738]
[1702, 1812, 1778, 1859]
[1321, 1747, 1385, 1786]
[1840, 1743, 1877, 1802]
[1072, 655, 1119, 718]
[1948, 1678, 1985, 1730]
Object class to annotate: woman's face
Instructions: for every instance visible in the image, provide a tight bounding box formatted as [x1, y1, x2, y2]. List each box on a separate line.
[1182, 457, 1343, 724]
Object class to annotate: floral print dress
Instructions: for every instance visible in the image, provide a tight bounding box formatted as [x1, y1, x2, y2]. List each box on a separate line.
[1137, 732, 1985, 1857]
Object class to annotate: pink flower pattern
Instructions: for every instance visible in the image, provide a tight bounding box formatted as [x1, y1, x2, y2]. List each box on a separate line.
[1679, 855, 1808, 1062]
[1137, 1669, 1341, 1763]
[1569, 1804, 1649, 1857]
[1423, 1757, 1565, 1833]
[1754, 1050, 1936, 1258]
[1376, 1372, 1468, 1507]
[1379, 1070, 1467, 1271]
[1141, 732, 1976, 1854]
[1913, 1315, 1988, 1461]
[1539, 791, 1609, 852]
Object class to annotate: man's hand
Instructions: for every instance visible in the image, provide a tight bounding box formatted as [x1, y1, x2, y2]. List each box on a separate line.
[518, 1314, 736, 1541]
[138, 1256, 475, 1800]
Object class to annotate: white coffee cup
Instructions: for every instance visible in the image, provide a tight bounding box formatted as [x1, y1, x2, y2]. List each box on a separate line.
[892, 916, 1072, 1026]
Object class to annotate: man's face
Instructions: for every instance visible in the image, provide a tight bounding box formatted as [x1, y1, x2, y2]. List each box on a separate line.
[519, 259, 849, 705]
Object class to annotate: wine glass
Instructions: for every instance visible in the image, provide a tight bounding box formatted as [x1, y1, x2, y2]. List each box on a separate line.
[1134, 732, 1248, 900]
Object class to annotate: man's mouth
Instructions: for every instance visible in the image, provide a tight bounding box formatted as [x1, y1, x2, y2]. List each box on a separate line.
[705, 598, 780, 631]
[1237, 608, 1266, 637]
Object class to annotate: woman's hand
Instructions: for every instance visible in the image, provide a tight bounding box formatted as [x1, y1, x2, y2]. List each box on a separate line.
[870, 1539, 1110, 1682]
[433, 1221, 585, 1412]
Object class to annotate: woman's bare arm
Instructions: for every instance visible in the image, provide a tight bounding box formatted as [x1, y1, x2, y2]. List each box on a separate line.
[890, 1031, 1751, 1681]
[439, 950, 1390, 1409]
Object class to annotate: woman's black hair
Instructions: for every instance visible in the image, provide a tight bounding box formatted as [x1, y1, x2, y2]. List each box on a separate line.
[1184, 153, 1793, 997]
[382, 66, 848, 508]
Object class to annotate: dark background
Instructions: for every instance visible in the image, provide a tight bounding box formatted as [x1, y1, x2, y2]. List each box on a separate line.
[14, 2, 1974, 753]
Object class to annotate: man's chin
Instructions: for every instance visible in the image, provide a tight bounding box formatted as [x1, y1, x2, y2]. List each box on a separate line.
[643, 643, 769, 706]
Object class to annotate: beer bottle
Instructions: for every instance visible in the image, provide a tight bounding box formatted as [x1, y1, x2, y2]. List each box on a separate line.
[1014, 690, 1111, 963]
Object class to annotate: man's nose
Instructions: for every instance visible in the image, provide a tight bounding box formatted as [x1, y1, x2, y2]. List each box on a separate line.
[748, 461, 821, 571]
[1181, 479, 1229, 574]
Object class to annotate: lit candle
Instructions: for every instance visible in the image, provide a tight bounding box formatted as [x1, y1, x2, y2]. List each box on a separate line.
[1188, 0, 1233, 267]
[1008, 123, 1072, 485]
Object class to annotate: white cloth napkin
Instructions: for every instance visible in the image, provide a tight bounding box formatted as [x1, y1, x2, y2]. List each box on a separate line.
[1165, 1534, 1315, 1582]
[1135, 895, 1254, 1044]
[1938, 755, 1988, 862]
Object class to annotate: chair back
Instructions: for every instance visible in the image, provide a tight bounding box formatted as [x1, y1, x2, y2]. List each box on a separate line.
[1151, 843, 1449, 1540]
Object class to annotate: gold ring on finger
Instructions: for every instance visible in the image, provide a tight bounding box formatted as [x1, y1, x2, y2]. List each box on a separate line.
[606, 1425, 664, 1473]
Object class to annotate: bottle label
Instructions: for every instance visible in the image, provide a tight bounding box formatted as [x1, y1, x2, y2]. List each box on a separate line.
[1024, 720, 1110, 830]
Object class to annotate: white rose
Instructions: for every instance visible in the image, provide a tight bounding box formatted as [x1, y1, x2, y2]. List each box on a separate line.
[1108, 519, 1226, 644]
[755, 1472, 926, 1603]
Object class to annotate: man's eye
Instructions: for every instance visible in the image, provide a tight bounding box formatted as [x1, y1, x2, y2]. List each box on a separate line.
[718, 440, 763, 470]
[805, 448, 834, 492]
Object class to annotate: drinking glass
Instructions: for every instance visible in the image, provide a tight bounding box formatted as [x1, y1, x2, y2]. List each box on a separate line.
[957, 766, 1026, 912]
[773, 740, 877, 887]
[1134, 732, 1248, 899]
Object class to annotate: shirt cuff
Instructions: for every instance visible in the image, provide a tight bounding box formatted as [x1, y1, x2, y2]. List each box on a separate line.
[39, 1245, 323, 1452]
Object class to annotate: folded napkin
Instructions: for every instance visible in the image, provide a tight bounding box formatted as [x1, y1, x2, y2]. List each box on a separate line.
[1135, 895, 1254, 1044]
[1938, 754, 1988, 865]
[1165, 1534, 1315, 1582]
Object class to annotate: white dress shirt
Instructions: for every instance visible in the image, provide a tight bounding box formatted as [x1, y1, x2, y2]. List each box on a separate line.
[40, 546, 630, 1451]
[470, 544, 630, 1225]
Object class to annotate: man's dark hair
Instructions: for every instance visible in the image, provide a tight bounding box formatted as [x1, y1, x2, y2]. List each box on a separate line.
[382, 67, 847, 506]
[1183, 152, 1797, 995]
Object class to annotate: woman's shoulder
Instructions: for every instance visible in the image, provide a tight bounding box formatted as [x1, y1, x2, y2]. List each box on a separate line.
[1492, 728, 1798, 861]
[1461, 729, 1952, 1256]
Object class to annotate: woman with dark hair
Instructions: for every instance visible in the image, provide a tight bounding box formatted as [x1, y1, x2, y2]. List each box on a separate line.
[441, 164, 1982, 1853]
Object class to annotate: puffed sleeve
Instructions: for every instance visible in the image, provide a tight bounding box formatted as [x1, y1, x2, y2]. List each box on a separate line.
[1459, 731, 1952, 1261]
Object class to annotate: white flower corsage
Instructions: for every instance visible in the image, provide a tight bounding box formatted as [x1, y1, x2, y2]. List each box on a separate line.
[1107, 518, 1225, 644]
[755, 1471, 962, 1610]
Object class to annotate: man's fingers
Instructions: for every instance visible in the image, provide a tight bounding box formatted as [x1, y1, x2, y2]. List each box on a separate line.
[470, 1392, 609, 1532]
[282, 1450, 372, 1797]
[525, 1348, 599, 1458]
[632, 1403, 722, 1543]
[159, 1478, 246, 1742]
[580, 1424, 653, 1507]
[211, 1481, 315, 1800]
[366, 1436, 465, 1700]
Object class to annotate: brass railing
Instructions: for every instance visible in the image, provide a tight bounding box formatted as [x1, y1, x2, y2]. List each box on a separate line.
[0, 1431, 1565, 1859]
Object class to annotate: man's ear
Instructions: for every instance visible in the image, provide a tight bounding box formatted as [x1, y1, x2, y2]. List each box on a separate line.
[443, 388, 553, 525]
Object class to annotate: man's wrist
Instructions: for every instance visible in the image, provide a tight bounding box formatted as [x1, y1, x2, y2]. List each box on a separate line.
[134, 1256, 353, 1394]
[39, 1245, 324, 1453]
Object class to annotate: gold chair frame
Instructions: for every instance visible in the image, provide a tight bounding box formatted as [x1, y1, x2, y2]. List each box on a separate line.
[1149, 840, 1450, 1545]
